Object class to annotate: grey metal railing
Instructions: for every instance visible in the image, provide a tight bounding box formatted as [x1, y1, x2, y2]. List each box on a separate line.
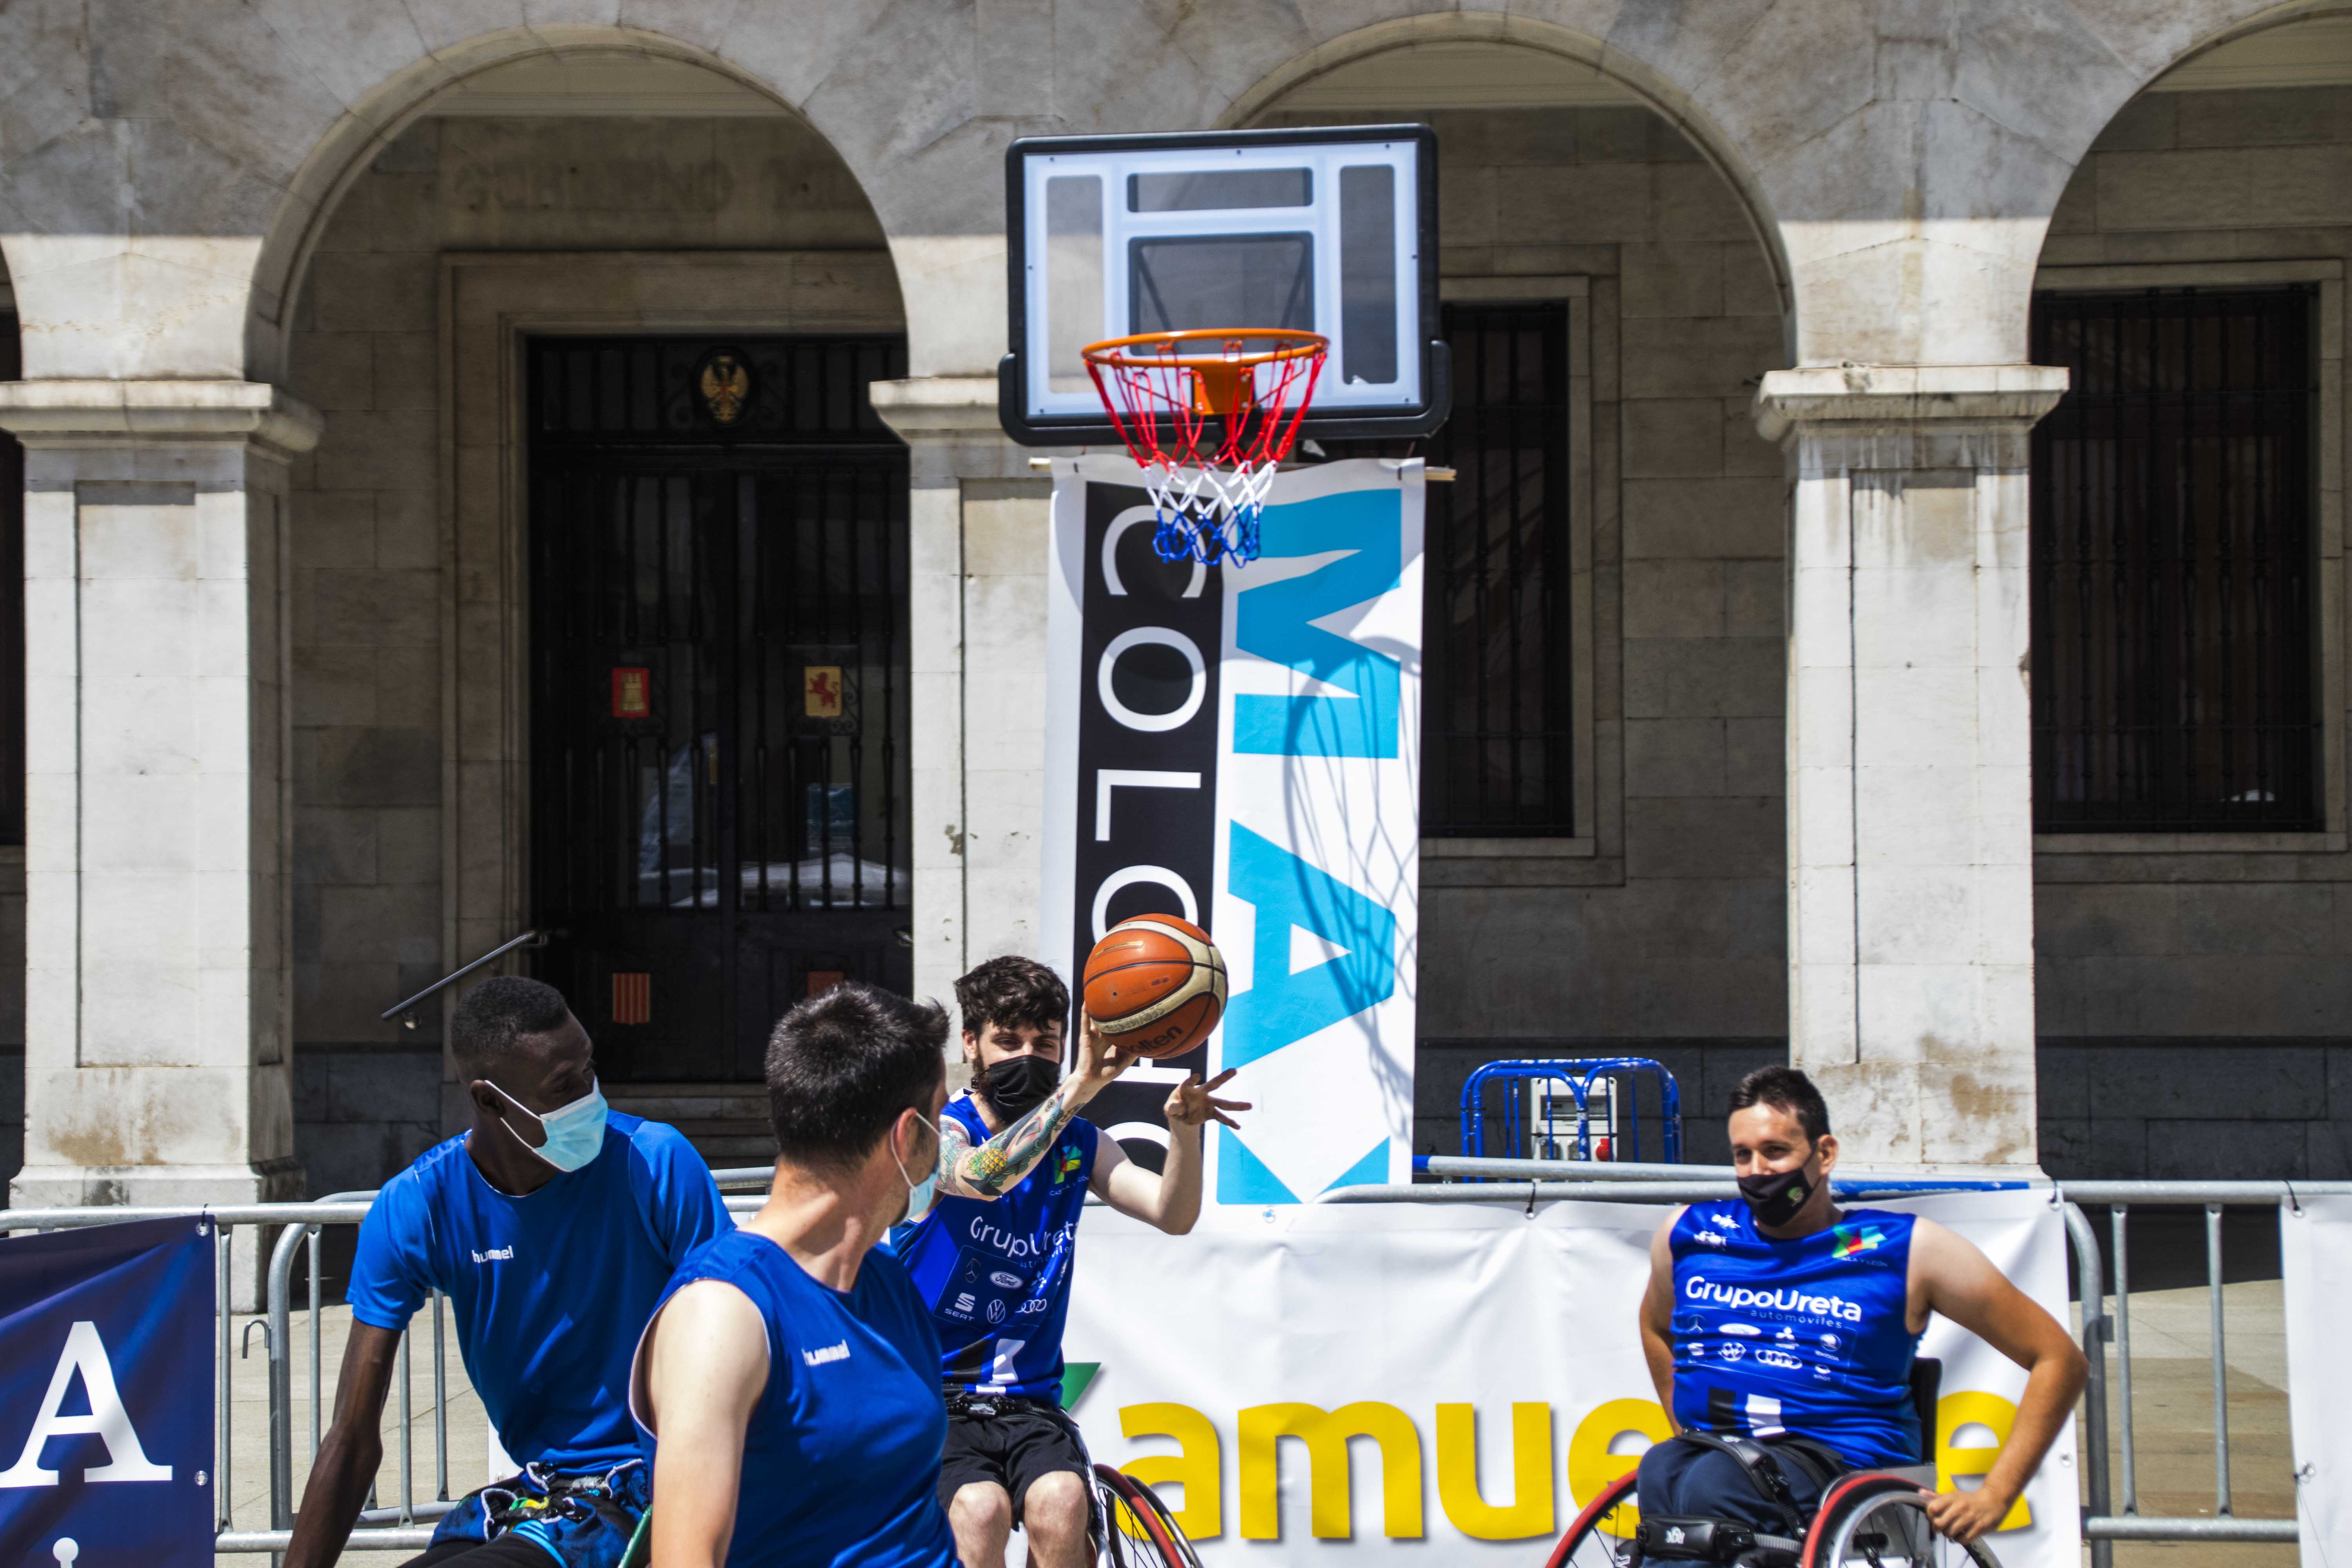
[0, 1169, 2322, 1558]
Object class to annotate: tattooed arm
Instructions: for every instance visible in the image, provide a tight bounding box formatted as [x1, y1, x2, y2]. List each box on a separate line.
[935, 1013, 1134, 1200]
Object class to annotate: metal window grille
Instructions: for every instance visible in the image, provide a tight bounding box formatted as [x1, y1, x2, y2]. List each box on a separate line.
[2030, 288, 2321, 833]
[1327, 302, 1574, 835]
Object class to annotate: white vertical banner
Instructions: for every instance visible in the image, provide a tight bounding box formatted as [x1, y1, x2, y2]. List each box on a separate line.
[2283, 1194, 2352, 1563]
[1043, 456, 1422, 1212]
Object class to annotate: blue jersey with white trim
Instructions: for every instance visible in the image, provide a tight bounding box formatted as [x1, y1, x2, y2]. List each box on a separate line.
[887, 1093, 1097, 1401]
[1668, 1201, 1922, 1468]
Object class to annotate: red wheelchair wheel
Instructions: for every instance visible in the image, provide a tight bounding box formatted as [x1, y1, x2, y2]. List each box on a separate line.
[1092, 1463, 1203, 1568]
[1544, 1469, 1641, 1568]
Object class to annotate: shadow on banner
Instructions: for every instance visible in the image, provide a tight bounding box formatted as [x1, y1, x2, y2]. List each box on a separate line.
[0, 1216, 216, 1566]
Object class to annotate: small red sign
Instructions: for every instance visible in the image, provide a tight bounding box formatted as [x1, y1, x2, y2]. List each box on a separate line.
[612, 667, 652, 720]
[805, 969, 846, 998]
[612, 972, 652, 1025]
[804, 665, 844, 720]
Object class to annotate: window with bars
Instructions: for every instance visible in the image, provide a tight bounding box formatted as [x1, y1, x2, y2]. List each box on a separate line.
[2029, 288, 2321, 833]
[1327, 302, 1574, 835]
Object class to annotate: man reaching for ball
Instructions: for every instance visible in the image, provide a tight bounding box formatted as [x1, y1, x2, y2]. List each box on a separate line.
[889, 956, 1248, 1568]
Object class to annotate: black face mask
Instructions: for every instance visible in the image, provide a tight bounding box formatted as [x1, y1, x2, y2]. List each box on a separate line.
[978, 1054, 1061, 1119]
[1737, 1161, 1817, 1228]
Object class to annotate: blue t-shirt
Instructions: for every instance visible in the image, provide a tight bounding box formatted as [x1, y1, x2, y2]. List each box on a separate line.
[635, 1230, 955, 1568]
[888, 1093, 1097, 1400]
[347, 1111, 732, 1472]
[1669, 1201, 1923, 1468]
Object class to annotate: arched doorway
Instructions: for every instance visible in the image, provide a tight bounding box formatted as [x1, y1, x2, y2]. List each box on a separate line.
[1237, 35, 1795, 1162]
[279, 45, 907, 1183]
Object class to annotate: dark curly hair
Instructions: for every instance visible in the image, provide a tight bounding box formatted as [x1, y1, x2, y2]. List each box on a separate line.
[450, 976, 572, 1082]
[953, 955, 1070, 1041]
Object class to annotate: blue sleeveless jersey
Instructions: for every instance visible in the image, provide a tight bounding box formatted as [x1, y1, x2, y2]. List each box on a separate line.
[888, 1094, 1097, 1401]
[1669, 1202, 1922, 1468]
[633, 1231, 955, 1568]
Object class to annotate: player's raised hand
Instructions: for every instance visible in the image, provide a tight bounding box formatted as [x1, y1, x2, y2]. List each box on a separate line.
[1070, 1011, 1136, 1098]
[1166, 1067, 1249, 1130]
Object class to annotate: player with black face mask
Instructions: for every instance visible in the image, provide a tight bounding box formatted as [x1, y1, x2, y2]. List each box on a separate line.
[1625, 1065, 2087, 1550]
[887, 955, 1247, 1568]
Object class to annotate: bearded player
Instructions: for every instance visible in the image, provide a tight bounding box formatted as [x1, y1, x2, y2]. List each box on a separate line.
[889, 956, 1246, 1568]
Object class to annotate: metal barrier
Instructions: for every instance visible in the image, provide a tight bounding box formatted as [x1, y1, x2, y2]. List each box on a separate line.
[1457, 1056, 1684, 1164]
[0, 1164, 2325, 1559]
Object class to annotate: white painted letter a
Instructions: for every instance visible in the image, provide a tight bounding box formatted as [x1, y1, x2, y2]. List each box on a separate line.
[0, 1320, 172, 1486]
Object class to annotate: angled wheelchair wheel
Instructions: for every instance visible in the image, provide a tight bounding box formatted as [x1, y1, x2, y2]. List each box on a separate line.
[1542, 1470, 1641, 1568]
[1093, 1462, 1203, 1568]
[1803, 1483, 2000, 1568]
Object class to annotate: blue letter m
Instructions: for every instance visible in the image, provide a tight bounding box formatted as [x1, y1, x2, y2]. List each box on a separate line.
[1233, 488, 1402, 758]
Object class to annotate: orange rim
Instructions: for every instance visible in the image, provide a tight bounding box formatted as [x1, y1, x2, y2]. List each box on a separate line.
[1081, 327, 1328, 369]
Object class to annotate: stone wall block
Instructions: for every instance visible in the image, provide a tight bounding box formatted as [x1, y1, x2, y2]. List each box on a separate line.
[292, 491, 377, 571]
[2173, 85, 2352, 151]
[291, 333, 375, 412]
[1622, 559, 1726, 638]
[374, 807, 441, 887]
[1625, 796, 1782, 880]
[1721, 559, 1784, 637]
[1621, 243, 1724, 319]
[371, 332, 437, 414]
[1622, 398, 1724, 478]
[311, 726, 439, 808]
[309, 567, 437, 648]
[2176, 882, 2337, 956]
[2143, 1117, 2308, 1180]
[2089, 93, 2178, 153]
[373, 488, 439, 573]
[311, 252, 438, 335]
[295, 806, 378, 889]
[1625, 716, 1727, 797]
[370, 644, 439, 728]
[1643, 637, 1783, 719]
[1721, 716, 1784, 796]
[1622, 317, 1784, 400]
[1622, 476, 1785, 559]
[2033, 882, 2181, 958]
[318, 883, 440, 968]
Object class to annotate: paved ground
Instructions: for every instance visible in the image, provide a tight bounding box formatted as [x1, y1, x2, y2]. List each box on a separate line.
[216, 1284, 2301, 1566]
[2073, 1280, 2297, 1568]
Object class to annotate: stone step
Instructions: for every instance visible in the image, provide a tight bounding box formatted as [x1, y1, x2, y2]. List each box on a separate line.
[605, 1085, 775, 1171]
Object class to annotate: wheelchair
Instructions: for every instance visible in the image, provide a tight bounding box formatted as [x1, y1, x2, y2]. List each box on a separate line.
[1091, 1462, 1203, 1568]
[1543, 1361, 2000, 1568]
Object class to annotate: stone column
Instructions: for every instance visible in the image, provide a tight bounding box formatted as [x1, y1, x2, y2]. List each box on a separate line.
[869, 377, 1054, 1019]
[1756, 367, 2066, 1170]
[0, 381, 320, 1230]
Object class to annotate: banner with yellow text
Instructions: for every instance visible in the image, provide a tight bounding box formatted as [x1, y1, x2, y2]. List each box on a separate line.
[1064, 1192, 2081, 1566]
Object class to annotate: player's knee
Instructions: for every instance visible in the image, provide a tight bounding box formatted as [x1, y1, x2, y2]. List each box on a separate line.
[952, 1481, 1015, 1535]
[1023, 1470, 1090, 1537]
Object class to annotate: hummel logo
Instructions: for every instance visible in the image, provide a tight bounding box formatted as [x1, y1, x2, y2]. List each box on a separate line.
[801, 1341, 850, 1367]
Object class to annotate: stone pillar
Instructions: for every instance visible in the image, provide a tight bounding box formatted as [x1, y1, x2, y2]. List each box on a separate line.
[0, 381, 319, 1232]
[869, 377, 1054, 1021]
[1756, 367, 2066, 1170]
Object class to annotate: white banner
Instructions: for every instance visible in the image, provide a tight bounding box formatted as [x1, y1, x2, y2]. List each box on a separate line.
[1065, 1193, 2081, 1565]
[1042, 457, 1423, 1214]
[2283, 1194, 2352, 1562]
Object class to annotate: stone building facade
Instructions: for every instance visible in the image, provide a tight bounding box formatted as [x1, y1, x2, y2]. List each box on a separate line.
[4, 1, 2352, 1207]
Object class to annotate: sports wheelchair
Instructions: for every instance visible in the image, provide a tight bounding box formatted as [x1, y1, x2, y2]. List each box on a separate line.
[1543, 1361, 2000, 1568]
[1091, 1462, 1203, 1568]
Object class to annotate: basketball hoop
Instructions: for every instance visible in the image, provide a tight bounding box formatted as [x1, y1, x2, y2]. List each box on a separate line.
[1083, 328, 1327, 567]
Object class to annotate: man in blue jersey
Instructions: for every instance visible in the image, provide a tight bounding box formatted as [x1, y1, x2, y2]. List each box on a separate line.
[1635, 1067, 2085, 1546]
[285, 977, 732, 1568]
[893, 956, 1248, 1568]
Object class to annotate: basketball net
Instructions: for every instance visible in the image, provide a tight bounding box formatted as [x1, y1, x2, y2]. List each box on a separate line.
[1083, 329, 1327, 567]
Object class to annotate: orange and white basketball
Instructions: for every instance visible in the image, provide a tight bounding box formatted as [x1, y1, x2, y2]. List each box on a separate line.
[1081, 914, 1227, 1059]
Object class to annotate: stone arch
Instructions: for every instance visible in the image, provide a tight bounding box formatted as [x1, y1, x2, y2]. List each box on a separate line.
[249, 26, 872, 383]
[1218, 11, 1795, 332]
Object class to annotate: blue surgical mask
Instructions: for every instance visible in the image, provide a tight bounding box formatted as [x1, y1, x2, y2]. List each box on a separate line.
[893, 1116, 941, 1224]
[492, 1077, 609, 1173]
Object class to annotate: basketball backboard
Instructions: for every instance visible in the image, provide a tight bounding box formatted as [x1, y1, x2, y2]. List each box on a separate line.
[999, 125, 1446, 447]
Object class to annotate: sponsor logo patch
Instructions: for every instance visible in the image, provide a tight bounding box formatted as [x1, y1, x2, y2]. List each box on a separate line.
[990, 1271, 1024, 1289]
[801, 1341, 850, 1367]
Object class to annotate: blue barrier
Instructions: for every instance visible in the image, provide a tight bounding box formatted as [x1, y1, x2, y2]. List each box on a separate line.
[1456, 1057, 1682, 1165]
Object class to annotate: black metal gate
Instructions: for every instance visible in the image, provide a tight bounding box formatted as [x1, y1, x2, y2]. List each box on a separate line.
[526, 336, 911, 1082]
[2029, 289, 2320, 832]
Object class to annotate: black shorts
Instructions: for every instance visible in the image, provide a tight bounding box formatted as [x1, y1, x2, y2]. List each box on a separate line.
[937, 1397, 1093, 1520]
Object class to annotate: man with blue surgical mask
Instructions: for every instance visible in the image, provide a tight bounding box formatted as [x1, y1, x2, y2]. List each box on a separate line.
[286, 976, 732, 1568]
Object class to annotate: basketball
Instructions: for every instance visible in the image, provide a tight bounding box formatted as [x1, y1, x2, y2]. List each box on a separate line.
[1082, 914, 1228, 1059]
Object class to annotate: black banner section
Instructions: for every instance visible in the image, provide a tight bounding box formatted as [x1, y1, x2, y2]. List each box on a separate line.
[1068, 481, 1225, 1168]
